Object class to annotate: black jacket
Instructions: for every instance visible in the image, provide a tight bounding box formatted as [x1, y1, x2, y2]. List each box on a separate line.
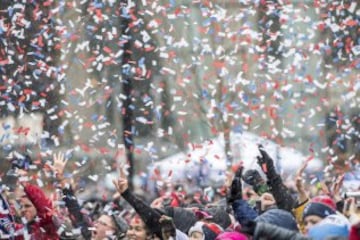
[121, 189, 163, 238]
[121, 189, 198, 238]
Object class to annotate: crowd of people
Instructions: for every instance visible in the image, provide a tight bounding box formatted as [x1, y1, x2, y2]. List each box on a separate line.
[0, 146, 359, 240]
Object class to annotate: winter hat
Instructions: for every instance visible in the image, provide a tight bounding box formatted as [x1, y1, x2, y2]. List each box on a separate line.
[302, 202, 336, 220]
[311, 195, 336, 210]
[164, 207, 197, 234]
[215, 231, 248, 240]
[242, 169, 268, 195]
[320, 214, 351, 227]
[205, 207, 232, 229]
[194, 209, 213, 220]
[308, 214, 350, 240]
[255, 208, 298, 231]
[242, 169, 264, 186]
[188, 221, 223, 240]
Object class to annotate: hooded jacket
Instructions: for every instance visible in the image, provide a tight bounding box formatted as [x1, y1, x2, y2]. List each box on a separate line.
[255, 208, 298, 231]
[232, 199, 258, 226]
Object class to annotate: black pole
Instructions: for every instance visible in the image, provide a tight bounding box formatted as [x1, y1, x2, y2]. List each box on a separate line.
[120, 1, 135, 190]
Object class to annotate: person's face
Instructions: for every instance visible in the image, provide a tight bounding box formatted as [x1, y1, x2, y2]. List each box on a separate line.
[126, 216, 148, 240]
[304, 215, 323, 234]
[189, 231, 203, 240]
[92, 215, 116, 240]
[18, 197, 37, 223]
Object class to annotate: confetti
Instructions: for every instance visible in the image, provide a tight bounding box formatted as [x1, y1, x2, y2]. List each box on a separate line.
[0, 1, 357, 207]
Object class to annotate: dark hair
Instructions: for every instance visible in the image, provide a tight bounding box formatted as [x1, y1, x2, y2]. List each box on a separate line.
[129, 213, 153, 237]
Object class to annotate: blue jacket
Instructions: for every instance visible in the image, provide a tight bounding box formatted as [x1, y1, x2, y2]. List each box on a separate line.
[232, 199, 258, 225]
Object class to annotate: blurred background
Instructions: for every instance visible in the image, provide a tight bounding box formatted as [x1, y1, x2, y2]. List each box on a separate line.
[0, 0, 359, 197]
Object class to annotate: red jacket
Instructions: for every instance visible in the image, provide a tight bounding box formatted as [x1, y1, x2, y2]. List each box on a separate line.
[22, 184, 59, 240]
[350, 222, 360, 240]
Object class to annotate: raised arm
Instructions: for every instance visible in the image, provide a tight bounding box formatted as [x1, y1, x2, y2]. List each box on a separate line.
[295, 160, 309, 205]
[23, 183, 58, 235]
[257, 145, 296, 212]
[113, 166, 163, 238]
[49, 153, 92, 240]
[228, 166, 258, 225]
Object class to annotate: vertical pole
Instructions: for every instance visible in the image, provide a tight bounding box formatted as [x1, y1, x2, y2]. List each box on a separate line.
[120, 0, 135, 190]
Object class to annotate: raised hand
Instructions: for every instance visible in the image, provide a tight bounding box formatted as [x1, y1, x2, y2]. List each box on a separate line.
[112, 166, 129, 194]
[295, 160, 309, 203]
[49, 152, 68, 180]
[343, 197, 357, 218]
[256, 145, 274, 174]
[332, 174, 345, 203]
[227, 165, 244, 204]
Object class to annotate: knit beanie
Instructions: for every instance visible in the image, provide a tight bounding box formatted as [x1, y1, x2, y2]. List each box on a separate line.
[311, 195, 336, 210]
[242, 169, 268, 195]
[215, 231, 248, 240]
[308, 214, 350, 240]
[164, 207, 197, 234]
[255, 208, 298, 231]
[205, 207, 232, 229]
[188, 221, 223, 240]
[302, 202, 336, 220]
[242, 169, 264, 186]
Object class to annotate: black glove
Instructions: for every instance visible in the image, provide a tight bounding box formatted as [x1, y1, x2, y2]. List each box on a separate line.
[240, 220, 257, 236]
[160, 216, 176, 240]
[227, 166, 243, 204]
[257, 145, 275, 175]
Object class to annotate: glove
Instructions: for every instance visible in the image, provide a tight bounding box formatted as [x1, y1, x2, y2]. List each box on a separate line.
[240, 220, 257, 236]
[256, 145, 275, 175]
[227, 166, 243, 204]
[160, 215, 176, 240]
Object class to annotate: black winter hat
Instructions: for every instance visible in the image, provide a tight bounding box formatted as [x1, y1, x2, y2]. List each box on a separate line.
[164, 207, 197, 234]
[205, 207, 232, 230]
[302, 202, 336, 220]
[242, 169, 264, 186]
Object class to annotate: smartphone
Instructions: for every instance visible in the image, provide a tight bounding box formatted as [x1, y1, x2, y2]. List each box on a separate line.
[255, 200, 262, 212]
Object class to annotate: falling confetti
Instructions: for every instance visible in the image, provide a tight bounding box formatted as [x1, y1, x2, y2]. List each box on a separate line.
[0, 0, 358, 199]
